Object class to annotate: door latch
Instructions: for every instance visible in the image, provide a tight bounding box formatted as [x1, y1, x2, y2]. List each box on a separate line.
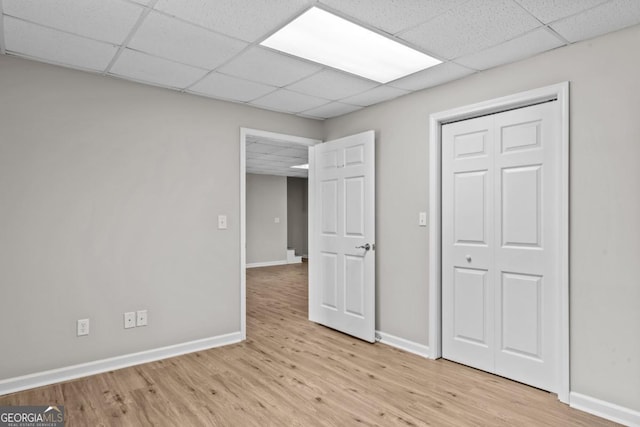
[356, 243, 375, 251]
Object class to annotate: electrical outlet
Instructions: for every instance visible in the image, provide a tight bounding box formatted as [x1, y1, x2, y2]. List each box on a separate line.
[124, 312, 136, 329]
[77, 318, 90, 336]
[136, 310, 148, 327]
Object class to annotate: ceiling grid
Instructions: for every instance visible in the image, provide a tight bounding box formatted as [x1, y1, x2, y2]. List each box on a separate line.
[0, 0, 638, 119]
[103, 0, 158, 75]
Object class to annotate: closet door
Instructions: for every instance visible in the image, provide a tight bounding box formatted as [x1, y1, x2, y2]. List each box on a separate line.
[493, 103, 559, 391]
[442, 115, 495, 373]
[442, 101, 560, 393]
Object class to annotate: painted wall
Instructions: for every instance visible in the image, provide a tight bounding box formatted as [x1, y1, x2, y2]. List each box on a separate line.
[287, 177, 308, 256]
[0, 55, 322, 380]
[246, 174, 288, 264]
[324, 25, 640, 411]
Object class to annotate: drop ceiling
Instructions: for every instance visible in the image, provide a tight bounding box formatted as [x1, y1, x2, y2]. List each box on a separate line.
[246, 135, 310, 178]
[2, 0, 640, 120]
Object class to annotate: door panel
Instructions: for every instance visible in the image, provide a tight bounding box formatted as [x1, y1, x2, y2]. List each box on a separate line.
[320, 252, 338, 310]
[309, 131, 375, 343]
[345, 177, 365, 236]
[454, 171, 488, 245]
[442, 101, 560, 393]
[453, 268, 489, 345]
[501, 165, 542, 248]
[501, 272, 542, 359]
[344, 255, 365, 317]
[321, 180, 338, 234]
[443, 115, 495, 372]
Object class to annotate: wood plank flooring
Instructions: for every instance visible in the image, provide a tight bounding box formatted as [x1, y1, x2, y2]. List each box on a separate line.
[0, 263, 616, 426]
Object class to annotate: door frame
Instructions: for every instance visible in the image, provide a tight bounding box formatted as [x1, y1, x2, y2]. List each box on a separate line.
[239, 128, 321, 340]
[427, 82, 570, 402]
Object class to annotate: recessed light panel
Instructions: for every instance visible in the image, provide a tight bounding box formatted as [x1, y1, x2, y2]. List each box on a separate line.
[260, 7, 441, 83]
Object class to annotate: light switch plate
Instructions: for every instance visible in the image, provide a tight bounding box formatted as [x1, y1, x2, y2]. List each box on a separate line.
[274, 217, 280, 224]
[218, 214, 227, 229]
[419, 212, 427, 226]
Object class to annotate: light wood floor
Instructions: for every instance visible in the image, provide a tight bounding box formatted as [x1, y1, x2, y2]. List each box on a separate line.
[0, 263, 616, 426]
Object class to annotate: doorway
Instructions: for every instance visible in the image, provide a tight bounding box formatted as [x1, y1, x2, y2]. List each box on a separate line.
[240, 128, 321, 340]
[428, 83, 570, 402]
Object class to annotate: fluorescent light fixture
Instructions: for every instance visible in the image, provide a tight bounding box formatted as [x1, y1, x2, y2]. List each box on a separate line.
[261, 7, 441, 83]
[291, 163, 309, 169]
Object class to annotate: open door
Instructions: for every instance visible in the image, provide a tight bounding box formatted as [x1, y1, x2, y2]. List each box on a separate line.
[308, 131, 375, 342]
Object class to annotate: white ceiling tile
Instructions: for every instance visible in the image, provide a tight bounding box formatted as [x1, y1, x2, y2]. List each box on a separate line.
[128, 12, 247, 70]
[189, 72, 276, 102]
[550, 0, 640, 43]
[318, 0, 468, 34]
[389, 62, 475, 91]
[247, 143, 279, 155]
[3, 0, 142, 45]
[515, 0, 610, 24]
[302, 102, 363, 119]
[274, 147, 308, 158]
[286, 69, 377, 100]
[4, 17, 118, 71]
[218, 47, 322, 87]
[399, 0, 541, 59]
[154, 0, 310, 42]
[246, 135, 296, 147]
[251, 90, 329, 113]
[455, 27, 565, 71]
[110, 49, 208, 89]
[340, 85, 409, 107]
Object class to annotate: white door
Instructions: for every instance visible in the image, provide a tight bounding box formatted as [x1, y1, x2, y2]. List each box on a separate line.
[309, 131, 375, 342]
[442, 101, 560, 392]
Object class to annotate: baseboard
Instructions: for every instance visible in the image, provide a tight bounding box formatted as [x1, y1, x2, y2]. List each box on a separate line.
[0, 331, 242, 396]
[246, 260, 288, 268]
[570, 392, 640, 426]
[375, 331, 430, 358]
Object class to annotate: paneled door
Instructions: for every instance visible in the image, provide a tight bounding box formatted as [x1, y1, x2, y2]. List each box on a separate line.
[309, 131, 375, 343]
[442, 101, 560, 392]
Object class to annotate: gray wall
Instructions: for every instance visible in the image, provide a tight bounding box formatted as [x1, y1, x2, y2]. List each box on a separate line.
[324, 25, 640, 411]
[287, 177, 308, 256]
[246, 174, 288, 264]
[0, 54, 322, 380]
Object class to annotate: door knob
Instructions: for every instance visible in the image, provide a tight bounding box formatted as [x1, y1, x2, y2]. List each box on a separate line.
[466, 255, 472, 262]
[356, 243, 371, 251]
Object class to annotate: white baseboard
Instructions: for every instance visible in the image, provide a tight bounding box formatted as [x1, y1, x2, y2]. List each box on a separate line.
[570, 392, 640, 426]
[375, 331, 430, 358]
[0, 331, 242, 396]
[246, 260, 288, 268]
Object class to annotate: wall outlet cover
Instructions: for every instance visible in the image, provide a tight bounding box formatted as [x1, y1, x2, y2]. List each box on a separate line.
[136, 310, 148, 327]
[77, 318, 90, 336]
[124, 312, 136, 329]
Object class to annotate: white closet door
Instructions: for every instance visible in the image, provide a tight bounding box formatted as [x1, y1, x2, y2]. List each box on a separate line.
[442, 101, 560, 393]
[493, 103, 559, 391]
[442, 115, 495, 373]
